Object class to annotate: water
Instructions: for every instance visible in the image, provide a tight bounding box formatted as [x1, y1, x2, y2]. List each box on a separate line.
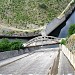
[49, 10, 75, 38]
[59, 10, 75, 38]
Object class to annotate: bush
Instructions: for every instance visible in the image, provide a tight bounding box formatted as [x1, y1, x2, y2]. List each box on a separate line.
[68, 24, 75, 36]
[60, 39, 66, 45]
[0, 38, 10, 51]
[10, 39, 23, 50]
[0, 38, 23, 52]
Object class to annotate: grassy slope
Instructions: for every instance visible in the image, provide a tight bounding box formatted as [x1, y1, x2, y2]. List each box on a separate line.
[0, 0, 70, 30]
[66, 34, 75, 53]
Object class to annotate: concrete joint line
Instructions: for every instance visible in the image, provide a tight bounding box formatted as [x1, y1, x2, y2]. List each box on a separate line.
[0, 52, 35, 67]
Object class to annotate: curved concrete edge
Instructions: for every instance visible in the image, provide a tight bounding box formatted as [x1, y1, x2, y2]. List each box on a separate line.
[57, 0, 74, 19]
[62, 45, 75, 69]
[0, 52, 35, 67]
[48, 50, 59, 75]
[41, 0, 75, 36]
[0, 53, 28, 67]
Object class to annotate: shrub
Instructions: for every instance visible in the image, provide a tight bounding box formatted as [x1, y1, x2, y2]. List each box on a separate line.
[68, 24, 75, 36]
[0, 38, 23, 52]
[0, 38, 10, 52]
[60, 39, 66, 45]
[10, 39, 23, 50]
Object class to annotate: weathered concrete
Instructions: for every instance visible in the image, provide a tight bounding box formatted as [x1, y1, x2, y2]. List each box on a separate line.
[0, 53, 29, 67]
[0, 49, 27, 61]
[0, 44, 58, 61]
[58, 51, 75, 75]
[48, 48, 75, 75]
[62, 45, 75, 69]
[41, 0, 75, 36]
[43, 17, 65, 35]
[23, 36, 60, 48]
[0, 48, 59, 75]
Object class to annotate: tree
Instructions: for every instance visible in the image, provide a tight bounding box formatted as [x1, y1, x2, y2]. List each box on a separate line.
[0, 38, 10, 51]
[0, 38, 23, 52]
[68, 24, 75, 36]
[10, 39, 23, 50]
[60, 39, 66, 45]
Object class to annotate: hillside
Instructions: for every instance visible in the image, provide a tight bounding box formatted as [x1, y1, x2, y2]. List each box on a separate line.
[0, 0, 70, 30]
[66, 34, 75, 54]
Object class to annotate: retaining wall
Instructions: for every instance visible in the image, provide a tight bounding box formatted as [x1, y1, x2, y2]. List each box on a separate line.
[0, 44, 59, 61]
[0, 49, 27, 61]
[62, 45, 75, 69]
[0, 46, 43, 61]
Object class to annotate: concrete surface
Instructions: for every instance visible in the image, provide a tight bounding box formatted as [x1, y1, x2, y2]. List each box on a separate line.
[41, 0, 75, 36]
[58, 51, 75, 75]
[49, 51, 75, 75]
[0, 49, 29, 61]
[0, 48, 59, 75]
[62, 45, 75, 69]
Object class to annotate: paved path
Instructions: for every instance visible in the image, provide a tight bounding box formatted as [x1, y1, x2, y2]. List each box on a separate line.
[0, 48, 59, 75]
[58, 51, 75, 75]
[0, 25, 43, 32]
[50, 51, 75, 75]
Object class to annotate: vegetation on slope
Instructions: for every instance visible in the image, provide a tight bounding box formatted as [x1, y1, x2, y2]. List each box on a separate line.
[0, 38, 23, 52]
[0, 0, 70, 30]
[66, 34, 75, 53]
[68, 24, 75, 36]
[62, 24, 75, 53]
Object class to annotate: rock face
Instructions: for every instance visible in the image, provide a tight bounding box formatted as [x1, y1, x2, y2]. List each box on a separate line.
[66, 34, 75, 53]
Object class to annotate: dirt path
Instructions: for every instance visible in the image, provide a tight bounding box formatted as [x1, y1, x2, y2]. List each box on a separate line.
[0, 24, 43, 32]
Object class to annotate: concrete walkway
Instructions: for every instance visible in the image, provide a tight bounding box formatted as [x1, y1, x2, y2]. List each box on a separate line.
[0, 48, 59, 75]
[50, 51, 75, 75]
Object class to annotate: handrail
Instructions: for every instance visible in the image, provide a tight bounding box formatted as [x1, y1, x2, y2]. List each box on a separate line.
[23, 36, 60, 47]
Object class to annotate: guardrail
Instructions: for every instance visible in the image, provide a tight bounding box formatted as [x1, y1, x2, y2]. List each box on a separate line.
[62, 45, 75, 69]
[23, 36, 61, 47]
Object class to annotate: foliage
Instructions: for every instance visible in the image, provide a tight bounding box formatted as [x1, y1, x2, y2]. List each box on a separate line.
[0, 38, 23, 52]
[10, 39, 23, 50]
[0, 38, 10, 51]
[68, 24, 75, 36]
[6, 31, 15, 35]
[60, 39, 66, 45]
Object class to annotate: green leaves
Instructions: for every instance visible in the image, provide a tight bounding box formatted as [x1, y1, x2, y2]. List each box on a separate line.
[10, 39, 23, 50]
[68, 24, 75, 36]
[0, 38, 10, 51]
[60, 39, 66, 45]
[0, 38, 23, 52]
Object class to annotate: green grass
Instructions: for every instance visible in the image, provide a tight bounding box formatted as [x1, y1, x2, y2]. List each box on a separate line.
[0, 0, 71, 29]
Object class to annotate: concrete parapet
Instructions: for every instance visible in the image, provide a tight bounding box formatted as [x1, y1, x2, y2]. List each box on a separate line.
[0, 50, 26, 61]
[62, 45, 75, 69]
[0, 46, 43, 61]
